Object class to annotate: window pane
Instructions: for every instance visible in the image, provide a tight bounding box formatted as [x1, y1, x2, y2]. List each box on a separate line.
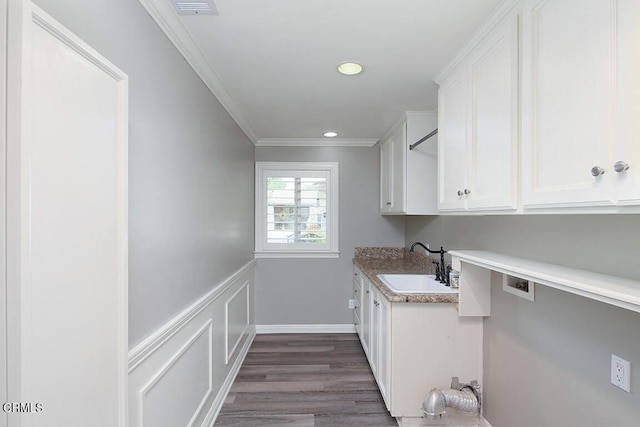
[266, 176, 327, 245]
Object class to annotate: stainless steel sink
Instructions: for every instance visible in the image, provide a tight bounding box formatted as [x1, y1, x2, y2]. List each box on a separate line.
[376, 274, 458, 294]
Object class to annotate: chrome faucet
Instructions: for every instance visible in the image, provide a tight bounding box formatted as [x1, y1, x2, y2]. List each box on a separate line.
[410, 242, 449, 284]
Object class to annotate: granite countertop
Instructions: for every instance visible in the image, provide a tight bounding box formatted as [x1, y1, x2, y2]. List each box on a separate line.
[353, 247, 459, 304]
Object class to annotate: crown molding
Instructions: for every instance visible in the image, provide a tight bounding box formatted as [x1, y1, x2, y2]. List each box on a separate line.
[256, 138, 379, 147]
[137, 0, 259, 144]
[434, 0, 521, 84]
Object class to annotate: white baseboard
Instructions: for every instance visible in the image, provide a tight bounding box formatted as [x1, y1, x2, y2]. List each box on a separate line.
[398, 415, 492, 427]
[255, 324, 356, 334]
[479, 417, 493, 427]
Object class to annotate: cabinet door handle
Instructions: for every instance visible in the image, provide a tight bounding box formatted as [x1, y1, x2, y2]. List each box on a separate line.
[464, 189, 471, 195]
[457, 190, 463, 196]
[366, 290, 370, 294]
[614, 161, 630, 173]
[591, 166, 605, 177]
[386, 202, 392, 205]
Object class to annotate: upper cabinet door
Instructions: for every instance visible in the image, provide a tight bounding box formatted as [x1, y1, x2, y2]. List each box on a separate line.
[615, 0, 640, 205]
[521, 0, 615, 208]
[438, 67, 468, 211]
[380, 138, 394, 213]
[379, 122, 406, 214]
[390, 122, 407, 213]
[467, 12, 519, 211]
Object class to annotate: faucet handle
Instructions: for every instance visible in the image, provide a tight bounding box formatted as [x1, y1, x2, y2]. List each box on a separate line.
[432, 262, 441, 280]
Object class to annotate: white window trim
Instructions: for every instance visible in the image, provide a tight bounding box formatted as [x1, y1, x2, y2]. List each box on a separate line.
[255, 161, 339, 258]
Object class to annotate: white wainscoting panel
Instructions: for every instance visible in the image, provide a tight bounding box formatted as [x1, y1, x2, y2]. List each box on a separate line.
[128, 260, 255, 427]
[225, 281, 250, 364]
[141, 321, 212, 427]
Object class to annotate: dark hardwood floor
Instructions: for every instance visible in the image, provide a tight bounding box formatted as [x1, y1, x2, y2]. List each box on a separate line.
[215, 333, 398, 426]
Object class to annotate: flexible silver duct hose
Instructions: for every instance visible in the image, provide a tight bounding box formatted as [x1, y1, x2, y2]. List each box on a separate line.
[422, 378, 481, 418]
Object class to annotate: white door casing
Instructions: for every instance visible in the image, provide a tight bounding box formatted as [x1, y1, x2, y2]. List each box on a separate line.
[6, 2, 128, 426]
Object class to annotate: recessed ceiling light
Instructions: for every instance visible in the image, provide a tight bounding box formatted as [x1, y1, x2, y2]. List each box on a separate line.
[337, 62, 363, 76]
[323, 131, 338, 138]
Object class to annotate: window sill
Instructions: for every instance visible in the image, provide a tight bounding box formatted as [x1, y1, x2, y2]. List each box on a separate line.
[255, 251, 340, 259]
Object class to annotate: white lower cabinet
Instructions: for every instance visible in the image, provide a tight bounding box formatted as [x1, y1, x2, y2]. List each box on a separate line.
[371, 286, 391, 407]
[360, 278, 372, 358]
[353, 267, 363, 339]
[356, 278, 483, 418]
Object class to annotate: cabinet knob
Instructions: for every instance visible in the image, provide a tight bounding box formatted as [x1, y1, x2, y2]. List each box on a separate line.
[464, 189, 471, 195]
[366, 290, 370, 294]
[614, 161, 630, 173]
[386, 202, 392, 205]
[591, 166, 605, 177]
[457, 190, 463, 196]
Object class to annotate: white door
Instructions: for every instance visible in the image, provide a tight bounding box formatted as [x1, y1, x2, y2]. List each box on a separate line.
[1, 1, 8, 426]
[437, 67, 468, 211]
[467, 12, 519, 211]
[521, 0, 615, 208]
[6, 3, 128, 426]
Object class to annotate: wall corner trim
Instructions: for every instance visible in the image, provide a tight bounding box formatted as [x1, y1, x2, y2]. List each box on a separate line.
[128, 259, 256, 372]
[255, 324, 356, 334]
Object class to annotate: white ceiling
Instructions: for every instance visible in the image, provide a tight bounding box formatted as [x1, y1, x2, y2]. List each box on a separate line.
[145, 0, 503, 143]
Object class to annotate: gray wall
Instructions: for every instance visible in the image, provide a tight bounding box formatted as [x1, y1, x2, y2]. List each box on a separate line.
[255, 146, 405, 325]
[35, 0, 255, 346]
[405, 215, 640, 427]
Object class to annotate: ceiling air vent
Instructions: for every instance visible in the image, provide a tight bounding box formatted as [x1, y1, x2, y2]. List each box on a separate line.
[173, 0, 218, 15]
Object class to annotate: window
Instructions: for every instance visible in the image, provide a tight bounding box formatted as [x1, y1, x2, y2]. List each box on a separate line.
[255, 162, 339, 258]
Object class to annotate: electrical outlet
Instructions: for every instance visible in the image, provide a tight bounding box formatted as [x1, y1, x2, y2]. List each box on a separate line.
[611, 354, 631, 392]
[348, 299, 356, 309]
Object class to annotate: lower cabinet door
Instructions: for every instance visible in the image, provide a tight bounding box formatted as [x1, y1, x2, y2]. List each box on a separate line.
[377, 294, 391, 409]
[361, 280, 372, 357]
[369, 287, 379, 376]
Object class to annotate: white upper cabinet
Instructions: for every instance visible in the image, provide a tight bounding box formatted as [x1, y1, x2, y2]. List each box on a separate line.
[614, 0, 640, 205]
[522, 0, 640, 209]
[438, 68, 469, 211]
[380, 112, 438, 215]
[467, 12, 519, 210]
[438, 9, 519, 212]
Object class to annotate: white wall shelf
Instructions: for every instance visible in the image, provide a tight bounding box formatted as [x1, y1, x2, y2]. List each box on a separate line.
[450, 250, 640, 316]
